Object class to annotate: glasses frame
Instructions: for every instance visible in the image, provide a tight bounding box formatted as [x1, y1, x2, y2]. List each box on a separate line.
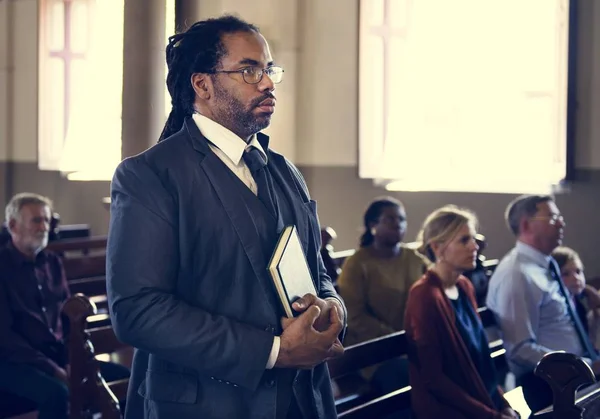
[213, 66, 284, 85]
[529, 214, 565, 225]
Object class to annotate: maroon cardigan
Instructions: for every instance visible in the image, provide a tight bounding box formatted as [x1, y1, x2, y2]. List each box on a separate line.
[404, 270, 509, 419]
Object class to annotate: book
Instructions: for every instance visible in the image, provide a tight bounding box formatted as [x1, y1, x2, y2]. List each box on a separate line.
[267, 225, 317, 318]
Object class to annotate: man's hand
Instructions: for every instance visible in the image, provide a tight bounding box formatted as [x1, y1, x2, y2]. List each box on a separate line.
[54, 366, 69, 385]
[591, 359, 600, 376]
[275, 304, 344, 369]
[501, 407, 520, 419]
[583, 285, 600, 310]
[291, 294, 344, 332]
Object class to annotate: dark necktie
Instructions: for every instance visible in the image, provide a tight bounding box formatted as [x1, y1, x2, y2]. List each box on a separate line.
[549, 259, 598, 362]
[243, 147, 277, 217]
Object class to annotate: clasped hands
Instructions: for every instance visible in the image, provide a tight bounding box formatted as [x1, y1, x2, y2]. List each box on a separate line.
[274, 294, 344, 369]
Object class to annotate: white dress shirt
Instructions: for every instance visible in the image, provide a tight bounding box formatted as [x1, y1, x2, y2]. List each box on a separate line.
[486, 241, 586, 378]
[192, 113, 280, 369]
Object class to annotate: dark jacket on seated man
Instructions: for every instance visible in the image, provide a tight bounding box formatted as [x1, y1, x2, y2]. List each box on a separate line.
[0, 193, 128, 419]
[0, 242, 70, 373]
[0, 236, 72, 419]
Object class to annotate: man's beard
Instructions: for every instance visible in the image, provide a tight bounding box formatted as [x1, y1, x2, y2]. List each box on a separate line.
[28, 235, 48, 254]
[213, 81, 272, 138]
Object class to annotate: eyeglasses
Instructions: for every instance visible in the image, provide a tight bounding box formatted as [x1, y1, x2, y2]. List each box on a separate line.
[213, 66, 284, 85]
[530, 214, 565, 225]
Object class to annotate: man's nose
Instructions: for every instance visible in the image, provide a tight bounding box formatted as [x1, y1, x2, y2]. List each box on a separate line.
[258, 73, 275, 92]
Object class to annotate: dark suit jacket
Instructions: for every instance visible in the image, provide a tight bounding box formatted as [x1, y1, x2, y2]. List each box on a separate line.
[107, 118, 345, 419]
[404, 271, 509, 419]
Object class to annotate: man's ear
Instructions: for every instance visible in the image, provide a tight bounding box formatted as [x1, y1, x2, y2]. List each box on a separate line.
[519, 216, 530, 235]
[191, 73, 211, 100]
[8, 218, 18, 235]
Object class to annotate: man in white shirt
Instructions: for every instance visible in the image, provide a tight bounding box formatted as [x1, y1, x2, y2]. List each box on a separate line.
[106, 15, 346, 419]
[487, 194, 599, 413]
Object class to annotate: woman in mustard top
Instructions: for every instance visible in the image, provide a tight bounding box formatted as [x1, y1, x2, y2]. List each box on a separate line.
[337, 197, 426, 395]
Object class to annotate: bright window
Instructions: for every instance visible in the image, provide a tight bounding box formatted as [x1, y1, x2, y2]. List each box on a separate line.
[38, 0, 124, 181]
[359, 0, 571, 193]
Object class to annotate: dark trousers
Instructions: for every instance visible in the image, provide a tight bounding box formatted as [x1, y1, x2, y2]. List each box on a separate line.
[0, 360, 130, 419]
[371, 356, 410, 395]
[0, 361, 68, 419]
[517, 371, 553, 416]
[371, 357, 412, 419]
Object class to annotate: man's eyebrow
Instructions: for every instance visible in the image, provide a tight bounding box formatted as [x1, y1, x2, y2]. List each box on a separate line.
[237, 58, 275, 67]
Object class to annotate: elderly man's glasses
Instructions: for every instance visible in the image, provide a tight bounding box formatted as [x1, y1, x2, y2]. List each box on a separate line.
[530, 214, 565, 225]
[214, 66, 284, 85]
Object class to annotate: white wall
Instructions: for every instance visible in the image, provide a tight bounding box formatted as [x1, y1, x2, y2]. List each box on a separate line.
[0, 0, 9, 161]
[296, 0, 358, 167]
[1, 0, 38, 163]
[575, 0, 600, 169]
[192, 0, 300, 161]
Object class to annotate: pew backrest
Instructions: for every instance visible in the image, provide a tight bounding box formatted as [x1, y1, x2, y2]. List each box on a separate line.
[328, 331, 406, 380]
[48, 235, 107, 255]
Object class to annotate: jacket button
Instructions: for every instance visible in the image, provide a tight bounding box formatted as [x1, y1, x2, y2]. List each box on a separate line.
[266, 379, 276, 388]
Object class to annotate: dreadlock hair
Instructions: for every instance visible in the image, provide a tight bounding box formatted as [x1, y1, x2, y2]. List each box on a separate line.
[158, 15, 260, 142]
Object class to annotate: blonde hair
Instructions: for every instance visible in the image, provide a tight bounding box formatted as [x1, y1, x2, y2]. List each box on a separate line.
[417, 205, 478, 262]
[552, 246, 583, 271]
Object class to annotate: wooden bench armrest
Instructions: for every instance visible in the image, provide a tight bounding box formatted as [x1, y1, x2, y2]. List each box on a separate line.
[63, 294, 121, 419]
[328, 331, 407, 379]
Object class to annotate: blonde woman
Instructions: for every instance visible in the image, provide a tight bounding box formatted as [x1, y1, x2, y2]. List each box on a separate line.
[404, 206, 518, 419]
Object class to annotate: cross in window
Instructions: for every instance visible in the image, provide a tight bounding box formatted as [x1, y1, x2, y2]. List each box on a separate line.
[367, 0, 412, 152]
[48, 0, 86, 142]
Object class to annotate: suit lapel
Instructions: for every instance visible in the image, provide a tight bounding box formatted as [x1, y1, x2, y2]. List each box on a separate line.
[185, 119, 276, 309]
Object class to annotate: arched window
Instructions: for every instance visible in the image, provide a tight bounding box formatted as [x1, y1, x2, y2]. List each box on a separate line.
[38, 0, 124, 180]
[359, 0, 573, 193]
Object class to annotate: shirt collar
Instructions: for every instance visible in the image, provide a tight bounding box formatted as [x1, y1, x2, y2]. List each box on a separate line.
[7, 240, 47, 266]
[515, 240, 553, 268]
[192, 113, 268, 165]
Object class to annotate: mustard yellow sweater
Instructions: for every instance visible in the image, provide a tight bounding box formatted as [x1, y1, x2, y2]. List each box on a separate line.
[337, 245, 427, 346]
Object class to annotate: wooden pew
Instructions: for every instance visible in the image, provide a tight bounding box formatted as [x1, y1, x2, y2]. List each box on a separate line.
[62, 233, 504, 418]
[47, 235, 107, 255]
[63, 297, 508, 418]
[48, 236, 109, 312]
[532, 352, 600, 418]
[328, 306, 507, 417]
[63, 295, 131, 419]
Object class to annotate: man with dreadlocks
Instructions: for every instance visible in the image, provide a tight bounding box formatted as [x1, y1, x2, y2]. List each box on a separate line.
[106, 15, 346, 419]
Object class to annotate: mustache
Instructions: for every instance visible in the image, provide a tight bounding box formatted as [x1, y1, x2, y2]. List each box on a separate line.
[251, 93, 276, 107]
